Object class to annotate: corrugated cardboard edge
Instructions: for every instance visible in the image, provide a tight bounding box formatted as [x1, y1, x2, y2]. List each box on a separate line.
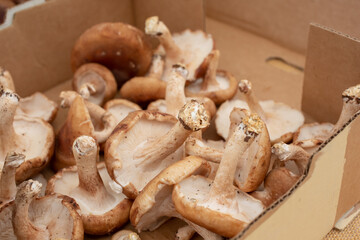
[232, 111, 360, 240]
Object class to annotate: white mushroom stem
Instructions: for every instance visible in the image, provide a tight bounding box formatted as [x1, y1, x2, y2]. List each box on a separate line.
[0, 89, 19, 163]
[176, 225, 195, 240]
[201, 50, 220, 91]
[272, 142, 310, 175]
[0, 67, 15, 91]
[238, 80, 267, 121]
[145, 16, 181, 59]
[209, 112, 262, 201]
[166, 64, 188, 116]
[147, 54, 165, 79]
[0, 152, 24, 202]
[13, 180, 48, 239]
[331, 84, 360, 134]
[72, 136, 108, 196]
[185, 137, 223, 163]
[134, 100, 210, 166]
[79, 82, 97, 99]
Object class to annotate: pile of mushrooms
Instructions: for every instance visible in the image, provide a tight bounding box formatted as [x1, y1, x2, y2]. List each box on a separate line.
[1, 15, 359, 240]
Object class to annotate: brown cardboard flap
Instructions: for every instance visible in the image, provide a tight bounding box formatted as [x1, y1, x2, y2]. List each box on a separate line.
[133, 0, 204, 33]
[302, 24, 360, 123]
[206, 0, 360, 54]
[0, 0, 133, 97]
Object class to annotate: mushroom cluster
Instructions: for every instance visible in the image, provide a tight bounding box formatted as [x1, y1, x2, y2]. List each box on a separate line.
[1, 16, 359, 240]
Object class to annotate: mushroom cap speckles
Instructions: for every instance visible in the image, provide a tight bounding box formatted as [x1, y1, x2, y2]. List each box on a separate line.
[178, 100, 210, 131]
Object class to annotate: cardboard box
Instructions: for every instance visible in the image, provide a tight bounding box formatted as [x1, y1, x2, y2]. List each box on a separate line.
[0, 0, 359, 239]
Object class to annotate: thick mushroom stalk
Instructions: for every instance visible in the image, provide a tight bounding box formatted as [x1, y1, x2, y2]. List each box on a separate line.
[0, 152, 24, 204]
[12, 180, 48, 239]
[0, 67, 15, 91]
[134, 100, 210, 166]
[201, 50, 220, 90]
[173, 112, 265, 238]
[238, 80, 267, 121]
[166, 64, 188, 116]
[145, 16, 181, 59]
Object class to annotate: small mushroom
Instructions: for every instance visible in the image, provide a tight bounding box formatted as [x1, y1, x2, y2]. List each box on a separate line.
[130, 156, 221, 240]
[147, 64, 216, 119]
[251, 142, 309, 207]
[16, 92, 58, 123]
[185, 50, 238, 104]
[172, 111, 266, 238]
[293, 84, 360, 151]
[72, 63, 117, 105]
[0, 153, 24, 206]
[104, 99, 142, 124]
[47, 136, 132, 235]
[55, 91, 117, 170]
[120, 54, 167, 103]
[0, 67, 15, 91]
[216, 80, 304, 143]
[0, 89, 55, 182]
[105, 100, 210, 199]
[145, 16, 214, 81]
[71, 22, 153, 86]
[112, 230, 141, 240]
[8, 180, 84, 240]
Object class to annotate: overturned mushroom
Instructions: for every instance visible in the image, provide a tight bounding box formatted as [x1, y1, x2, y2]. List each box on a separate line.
[47, 136, 132, 235]
[72, 63, 117, 105]
[0, 89, 55, 182]
[145, 16, 214, 81]
[71, 22, 153, 86]
[293, 84, 360, 151]
[104, 99, 142, 124]
[1, 180, 84, 240]
[147, 64, 216, 119]
[251, 142, 309, 207]
[16, 92, 58, 123]
[112, 230, 141, 240]
[120, 54, 167, 103]
[0, 153, 24, 206]
[55, 91, 117, 170]
[130, 156, 221, 240]
[173, 111, 266, 238]
[185, 50, 237, 104]
[216, 80, 304, 143]
[105, 100, 210, 199]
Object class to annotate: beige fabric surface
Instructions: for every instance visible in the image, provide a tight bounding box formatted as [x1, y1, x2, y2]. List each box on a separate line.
[324, 213, 360, 240]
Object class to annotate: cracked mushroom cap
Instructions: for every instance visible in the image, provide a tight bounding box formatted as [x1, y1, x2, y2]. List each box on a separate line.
[0, 89, 55, 183]
[104, 99, 142, 124]
[16, 92, 58, 123]
[105, 100, 210, 199]
[71, 22, 153, 87]
[72, 63, 117, 106]
[47, 136, 132, 235]
[145, 16, 214, 81]
[0, 180, 83, 240]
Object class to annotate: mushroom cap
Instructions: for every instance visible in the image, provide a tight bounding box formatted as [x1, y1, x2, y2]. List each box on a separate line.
[104, 99, 142, 124]
[215, 99, 304, 143]
[147, 97, 216, 119]
[185, 70, 238, 105]
[71, 22, 153, 86]
[105, 111, 181, 199]
[119, 76, 166, 103]
[162, 29, 214, 81]
[172, 175, 265, 238]
[72, 63, 117, 106]
[16, 92, 58, 123]
[111, 230, 141, 240]
[130, 156, 211, 231]
[54, 95, 95, 171]
[293, 122, 334, 148]
[46, 162, 132, 235]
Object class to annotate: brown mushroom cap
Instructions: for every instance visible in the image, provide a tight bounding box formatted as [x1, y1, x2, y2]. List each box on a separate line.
[104, 99, 142, 124]
[0, 89, 55, 182]
[16, 92, 58, 123]
[10, 180, 84, 240]
[47, 136, 132, 235]
[292, 122, 334, 149]
[71, 22, 153, 86]
[72, 63, 117, 106]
